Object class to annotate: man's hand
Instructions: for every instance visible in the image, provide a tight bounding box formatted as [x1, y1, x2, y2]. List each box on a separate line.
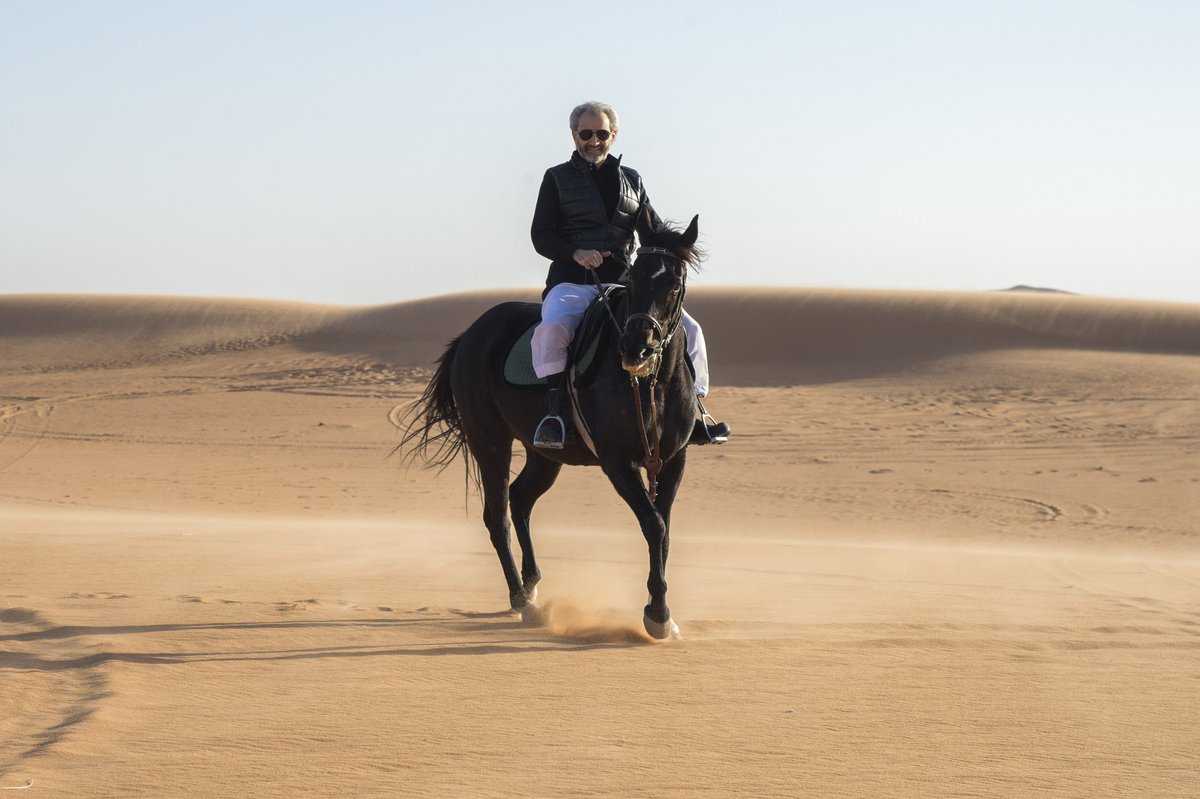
[573, 249, 611, 269]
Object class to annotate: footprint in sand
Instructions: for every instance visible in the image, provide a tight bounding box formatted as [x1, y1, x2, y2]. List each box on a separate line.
[163, 594, 244, 605]
[64, 592, 130, 600]
[273, 598, 359, 612]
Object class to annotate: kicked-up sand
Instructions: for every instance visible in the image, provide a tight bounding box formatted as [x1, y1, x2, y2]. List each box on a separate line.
[1, 288, 1198, 797]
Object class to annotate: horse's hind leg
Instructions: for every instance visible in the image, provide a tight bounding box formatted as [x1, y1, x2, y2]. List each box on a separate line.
[509, 449, 563, 602]
[472, 437, 527, 610]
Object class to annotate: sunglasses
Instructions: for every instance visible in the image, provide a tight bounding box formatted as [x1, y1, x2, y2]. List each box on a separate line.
[576, 128, 612, 142]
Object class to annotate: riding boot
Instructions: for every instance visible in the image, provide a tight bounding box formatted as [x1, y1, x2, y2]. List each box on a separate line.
[689, 400, 730, 446]
[533, 372, 573, 449]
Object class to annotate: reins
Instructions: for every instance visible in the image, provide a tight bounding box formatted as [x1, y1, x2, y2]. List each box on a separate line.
[584, 257, 623, 329]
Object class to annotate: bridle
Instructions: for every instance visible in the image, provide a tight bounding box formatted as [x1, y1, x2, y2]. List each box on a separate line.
[622, 245, 689, 501]
[581, 245, 690, 500]
[622, 246, 688, 375]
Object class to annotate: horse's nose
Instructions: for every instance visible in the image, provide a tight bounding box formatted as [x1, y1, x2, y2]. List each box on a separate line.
[621, 327, 654, 359]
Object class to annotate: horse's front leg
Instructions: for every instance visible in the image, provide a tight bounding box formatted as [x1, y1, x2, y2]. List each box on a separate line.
[653, 448, 687, 574]
[602, 457, 681, 640]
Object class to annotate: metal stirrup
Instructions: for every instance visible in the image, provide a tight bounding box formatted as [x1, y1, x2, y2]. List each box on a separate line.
[533, 414, 566, 449]
[696, 397, 727, 444]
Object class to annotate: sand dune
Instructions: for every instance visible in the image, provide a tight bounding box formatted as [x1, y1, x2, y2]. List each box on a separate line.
[5, 287, 1198, 372]
[2, 288, 1198, 796]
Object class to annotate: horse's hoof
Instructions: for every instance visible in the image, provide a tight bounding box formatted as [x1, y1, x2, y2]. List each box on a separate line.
[520, 603, 545, 626]
[643, 613, 681, 641]
[525, 585, 538, 604]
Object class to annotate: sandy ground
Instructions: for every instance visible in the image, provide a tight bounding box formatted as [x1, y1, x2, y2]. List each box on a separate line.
[1, 288, 1198, 797]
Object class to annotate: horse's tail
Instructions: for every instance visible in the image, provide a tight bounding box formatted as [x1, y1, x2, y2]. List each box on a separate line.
[397, 336, 473, 478]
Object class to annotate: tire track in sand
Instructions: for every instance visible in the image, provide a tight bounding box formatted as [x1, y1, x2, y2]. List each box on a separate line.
[0, 403, 54, 474]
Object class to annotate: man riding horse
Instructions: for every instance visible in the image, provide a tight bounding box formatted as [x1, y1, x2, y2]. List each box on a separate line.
[530, 100, 730, 449]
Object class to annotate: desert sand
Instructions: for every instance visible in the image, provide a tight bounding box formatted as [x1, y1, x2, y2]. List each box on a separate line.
[1, 287, 1198, 797]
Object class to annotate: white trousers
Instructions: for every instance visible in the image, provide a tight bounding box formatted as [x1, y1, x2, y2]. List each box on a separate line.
[531, 282, 710, 397]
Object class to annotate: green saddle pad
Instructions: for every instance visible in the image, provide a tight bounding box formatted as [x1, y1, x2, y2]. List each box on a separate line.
[503, 321, 604, 387]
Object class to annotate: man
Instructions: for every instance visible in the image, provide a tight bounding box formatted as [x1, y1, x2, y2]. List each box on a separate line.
[529, 100, 729, 449]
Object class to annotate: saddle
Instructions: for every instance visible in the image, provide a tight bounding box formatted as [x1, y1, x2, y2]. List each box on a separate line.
[503, 286, 626, 390]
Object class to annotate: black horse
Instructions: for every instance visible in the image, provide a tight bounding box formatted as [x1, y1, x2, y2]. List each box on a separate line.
[401, 209, 702, 639]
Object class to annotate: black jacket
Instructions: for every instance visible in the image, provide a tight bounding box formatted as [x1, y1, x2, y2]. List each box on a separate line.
[531, 152, 662, 294]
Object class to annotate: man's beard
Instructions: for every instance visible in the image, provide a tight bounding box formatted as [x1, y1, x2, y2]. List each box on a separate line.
[579, 145, 608, 165]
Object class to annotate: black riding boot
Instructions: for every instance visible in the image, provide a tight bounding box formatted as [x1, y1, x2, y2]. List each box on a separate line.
[533, 373, 572, 449]
[689, 399, 730, 446]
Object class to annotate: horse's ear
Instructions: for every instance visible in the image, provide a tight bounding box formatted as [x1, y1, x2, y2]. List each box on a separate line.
[682, 214, 699, 248]
[636, 204, 656, 241]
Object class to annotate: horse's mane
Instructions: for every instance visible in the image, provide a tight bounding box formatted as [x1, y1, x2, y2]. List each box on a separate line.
[643, 219, 705, 271]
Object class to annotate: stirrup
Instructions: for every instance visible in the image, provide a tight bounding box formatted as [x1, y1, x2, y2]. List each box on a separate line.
[693, 397, 729, 445]
[690, 416, 729, 446]
[701, 412, 729, 444]
[533, 414, 566, 449]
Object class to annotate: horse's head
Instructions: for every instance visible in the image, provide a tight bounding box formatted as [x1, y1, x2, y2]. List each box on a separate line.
[619, 208, 701, 377]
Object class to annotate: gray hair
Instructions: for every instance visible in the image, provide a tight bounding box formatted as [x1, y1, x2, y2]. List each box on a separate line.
[569, 101, 619, 132]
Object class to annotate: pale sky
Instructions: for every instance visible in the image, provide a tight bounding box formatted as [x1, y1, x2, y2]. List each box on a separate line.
[3, 1, 1198, 305]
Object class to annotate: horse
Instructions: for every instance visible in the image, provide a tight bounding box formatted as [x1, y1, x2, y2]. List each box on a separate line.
[400, 208, 701, 640]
